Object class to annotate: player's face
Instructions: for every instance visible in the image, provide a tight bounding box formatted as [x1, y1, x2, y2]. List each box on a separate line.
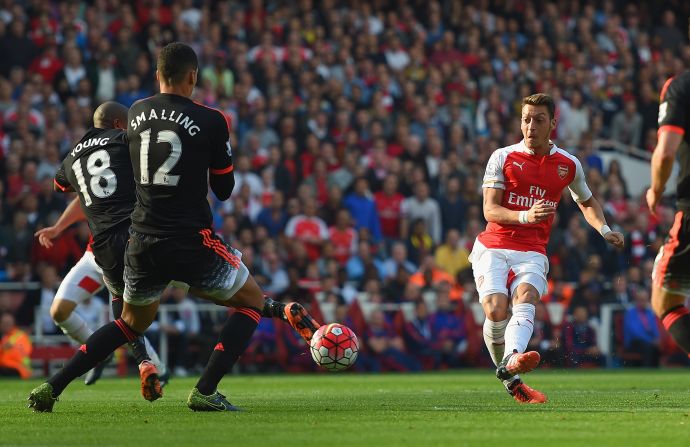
[520, 104, 555, 150]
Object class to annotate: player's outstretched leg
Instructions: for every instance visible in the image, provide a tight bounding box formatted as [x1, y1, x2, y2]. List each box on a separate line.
[505, 378, 547, 404]
[28, 318, 143, 412]
[188, 277, 264, 412]
[496, 350, 541, 380]
[497, 290, 540, 380]
[263, 297, 321, 342]
[187, 388, 242, 412]
[28, 383, 59, 412]
[652, 286, 690, 354]
[111, 295, 165, 395]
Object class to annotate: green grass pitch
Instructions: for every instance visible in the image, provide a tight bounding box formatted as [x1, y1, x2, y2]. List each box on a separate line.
[2, 370, 690, 447]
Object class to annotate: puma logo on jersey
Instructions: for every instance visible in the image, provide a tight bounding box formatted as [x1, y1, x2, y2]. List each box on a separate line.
[512, 161, 525, 170]
[71, 137, 110, 157]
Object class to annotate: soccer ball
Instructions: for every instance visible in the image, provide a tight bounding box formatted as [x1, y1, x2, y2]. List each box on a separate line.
[309, 323, 359, 371]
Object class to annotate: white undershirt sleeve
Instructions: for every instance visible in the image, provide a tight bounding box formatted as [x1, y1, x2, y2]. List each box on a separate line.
[567, 156, 593, 203]
[482, 149, 506, 189]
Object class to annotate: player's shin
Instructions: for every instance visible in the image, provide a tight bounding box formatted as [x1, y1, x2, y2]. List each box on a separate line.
[503, 303, 536, 356]
[482, 318, 508, 366]
[48, 318, 139, 396]
[195, 307, 261, 395]
[661, 305, 690, 353]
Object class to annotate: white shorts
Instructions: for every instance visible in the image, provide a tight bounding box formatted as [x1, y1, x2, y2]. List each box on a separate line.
[469, 239, 548, 303]
[54, 251, 105, 304]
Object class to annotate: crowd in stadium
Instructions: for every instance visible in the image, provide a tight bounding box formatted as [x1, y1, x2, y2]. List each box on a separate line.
[1, 0, 690, 377]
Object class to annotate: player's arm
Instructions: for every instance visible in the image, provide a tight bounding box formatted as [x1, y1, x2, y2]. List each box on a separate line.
[34, 196, 86, 249]
[53, 164, 74, 193]
[568, 157, 625, 248]
[483, 188, 555, 224]
[646, 129, 683, 215]
[648, 77, 686, 215]
[209, 113, 235, 201]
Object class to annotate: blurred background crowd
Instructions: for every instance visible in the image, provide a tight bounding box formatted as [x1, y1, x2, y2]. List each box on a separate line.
[1, 0, 690, 378]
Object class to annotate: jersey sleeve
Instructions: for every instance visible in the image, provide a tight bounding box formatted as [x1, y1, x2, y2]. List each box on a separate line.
[567, 156, 593, 203]
[482, 149, 506, 189]
[54, 162, 71, 192]
[209, 111, 234, 175]
[658, 77, 686, 136]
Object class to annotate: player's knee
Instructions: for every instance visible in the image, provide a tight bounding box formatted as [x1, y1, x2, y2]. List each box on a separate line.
[483, 295, 509, 321]
[50, 299, 75, 323]
[512, 288, 540, 305]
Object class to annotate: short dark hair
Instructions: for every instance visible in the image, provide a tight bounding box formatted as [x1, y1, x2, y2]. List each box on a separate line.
[157, 42, 198, 86]
[521, 93, 555, 120]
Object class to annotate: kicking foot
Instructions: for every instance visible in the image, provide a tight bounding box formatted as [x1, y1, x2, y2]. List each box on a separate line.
[28, 383, 58, 412]
[507, 379, 547, 404]
[187, 388, 241, 412]
[139, 360, 163, 402]
[496, 350, 540, 380]
[284, 302, 321, 343]
[84, 352, 114, 385]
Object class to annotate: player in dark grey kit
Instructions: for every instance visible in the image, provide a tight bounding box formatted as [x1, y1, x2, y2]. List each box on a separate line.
[647, 70, 690, 357]
[39, 102, 165, 401]
[29, 43, 320, 413]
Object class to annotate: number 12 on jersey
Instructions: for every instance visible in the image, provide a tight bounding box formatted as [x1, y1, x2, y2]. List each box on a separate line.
[139, 129, 182, 186]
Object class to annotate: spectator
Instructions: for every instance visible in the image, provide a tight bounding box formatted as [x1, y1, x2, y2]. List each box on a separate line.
[406, 218, 434, 266]
[528, 302, 561, 366]
[344, 177, 382, 243]
[201, 50, 234, 99]
[374, 174, 404, 241]
[284, 198, 329, 262]
[562, 306, 603, 367]
[434, 229, 471, 278]
[403, 300, 439, 369]
[255, 190, 288, 238]
[233, 155, 263, 198]
[0, 312, 32, 379]
[430, 291, 467, 367]
[346, 240, 384, 284]
[365, 309, 420, 372]
[438, 175, 467, 236]
[623, 289, 660, 367]
[381, 241, 416, 281]
[329, 208, 358, 266]
[610, 100, 643, 148]
[402, 182, 442, 244]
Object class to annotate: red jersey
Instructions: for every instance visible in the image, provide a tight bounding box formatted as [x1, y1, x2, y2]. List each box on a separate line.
[374, 191, 404, 238]
[478, 141, 592, 254]
[328, 226, 358, 265]
[284, 215, 329, 261]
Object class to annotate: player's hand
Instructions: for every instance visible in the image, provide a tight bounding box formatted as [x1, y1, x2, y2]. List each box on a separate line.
[604, 231, 625, 248]
[646, 187, 662, 216]
[34, 226, 61, 249]
[527, 199, 556, 223]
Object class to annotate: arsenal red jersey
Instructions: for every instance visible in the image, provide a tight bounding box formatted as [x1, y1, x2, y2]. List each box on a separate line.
[374, 191, 404, 238]
[478, 141, 592, 254]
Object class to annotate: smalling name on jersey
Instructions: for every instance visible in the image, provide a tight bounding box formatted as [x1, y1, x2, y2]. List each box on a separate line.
[130, 109, 201, 136]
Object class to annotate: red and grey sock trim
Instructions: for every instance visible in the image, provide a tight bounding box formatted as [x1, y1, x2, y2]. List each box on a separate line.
[662, 305, 690, 331]
[114, 318, 140, 342]
[235, 307, 261, 324]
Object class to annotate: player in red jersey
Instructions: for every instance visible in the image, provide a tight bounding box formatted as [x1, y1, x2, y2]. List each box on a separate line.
[470, 94, 624, 403]
[647, 70, 690, 356]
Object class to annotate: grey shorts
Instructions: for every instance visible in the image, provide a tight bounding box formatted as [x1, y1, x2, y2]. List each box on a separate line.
[123, 229, 249, 306]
